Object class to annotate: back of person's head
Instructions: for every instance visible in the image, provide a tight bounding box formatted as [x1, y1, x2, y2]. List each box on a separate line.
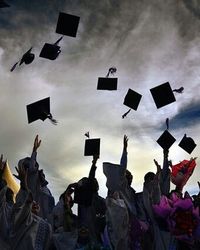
[144, 172, 155, 183]
[125, 169, 133, 186]
[92, 178, 99, 193]
[18, 157, 39, 170]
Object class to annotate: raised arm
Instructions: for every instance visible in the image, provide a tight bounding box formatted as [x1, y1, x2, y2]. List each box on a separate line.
[88, 155, 99, 180]
[160, 149, 170, 195]
[120, 135, 128, 173]
[29, 135, 41, 172]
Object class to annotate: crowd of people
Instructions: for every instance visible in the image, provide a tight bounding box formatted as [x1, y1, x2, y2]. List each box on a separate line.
[0, 135, 199, 250]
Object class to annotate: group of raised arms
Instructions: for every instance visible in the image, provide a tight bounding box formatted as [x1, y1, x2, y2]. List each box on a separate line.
[0, 135, 199, 250]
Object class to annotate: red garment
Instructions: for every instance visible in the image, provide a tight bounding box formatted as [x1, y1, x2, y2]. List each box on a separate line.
[170, 159, 196, 187]
[171, 160, 196, 177]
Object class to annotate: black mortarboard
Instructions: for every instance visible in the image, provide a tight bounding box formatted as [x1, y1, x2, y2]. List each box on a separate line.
[20, 47, 35, 65]
[11, 47, 35, 72]
[0, 0, 10, 8]
[56, 12, 80, 37]
[39, 36, 63, 60]
[26, 97, 57, 125]
[97, 78, 118, 90]
[178, 134, 197, 154]
[84, 138, 100, 156]
[123, 88, 142, 110]
[150, 82, 176, 109]
[157, 130, 176, 149]
[39, 43, 61, 60]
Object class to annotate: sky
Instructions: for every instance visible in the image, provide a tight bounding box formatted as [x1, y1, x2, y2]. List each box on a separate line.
[0, 0, 200, 203]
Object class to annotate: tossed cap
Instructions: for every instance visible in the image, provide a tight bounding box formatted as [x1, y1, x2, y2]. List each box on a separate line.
[178, 134, 197, 154]
[20, 47, 35, 65]
[84, 138, 100, 156]
[56, 12, 80, 37]
[157, 130, 176, 149]
[39, 36, 63, 60]
[123, 88, 142, 110]
[97, 77, 118, 90]
[10, 47, 35, 72]
[150, 82, 176, 109]
[39, 43, 61, 60]
[26, 97, 57, 125]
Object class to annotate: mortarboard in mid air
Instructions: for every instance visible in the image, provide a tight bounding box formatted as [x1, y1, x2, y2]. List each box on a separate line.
[0, 0, 10, 8]
[39, 36, 63, 60]
[26, 97, 57, 125]
[122, 88, 142, 118]
[56, 12, 80, 37]
[10, 47, 35, 72]
[123, 88, 142, 110]
[178, 134, 197, 154]
[157, 130, 176, 149]
[150, 82, 176, 109]
[84, 138, 100, 156]
[97, 67, 118, 90]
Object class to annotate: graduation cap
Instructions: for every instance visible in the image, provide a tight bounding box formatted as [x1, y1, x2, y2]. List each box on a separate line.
[26, 97, 57, 125]
[97, 78, 118, 90]
[39, 36, 63, 60]
[178, 134, 197, 154]
[56, 12, 80, 37]
[10, 47, 35, 72]
[0, 0, 10, 8]
[123, 88, 142, 110]
[150, 82, 176, 109]
[84, 138, 100, 156]
[157, 130, 176, 149]
[97, 67, 118, 90]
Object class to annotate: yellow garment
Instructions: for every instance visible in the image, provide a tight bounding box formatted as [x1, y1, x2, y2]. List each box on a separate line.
[2, 160, 20, 201]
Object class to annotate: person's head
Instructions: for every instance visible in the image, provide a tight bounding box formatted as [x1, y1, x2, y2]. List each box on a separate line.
[144, 172, 156, 183]
[77, 226, 90, 246]
[92, 178, 99, 193]
[59, 189, 74, 208]
[125, 169, 133, 186]
[18, 157, 39, 170]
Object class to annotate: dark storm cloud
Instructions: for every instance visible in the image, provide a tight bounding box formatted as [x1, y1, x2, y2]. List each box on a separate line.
[170, 101, 200, 130]
[183, 0, 200, 19]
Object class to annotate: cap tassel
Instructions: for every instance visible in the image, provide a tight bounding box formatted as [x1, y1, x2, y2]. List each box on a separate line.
[122, 108, 131, 119]
[47, 113, 58, 125]
[106, 67, 117, 78]
[172, 87, 184, 94]
[166, 118, 169, 130]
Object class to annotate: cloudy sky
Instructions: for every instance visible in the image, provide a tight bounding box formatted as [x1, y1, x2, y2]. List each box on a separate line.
[0, 0, 200, 203]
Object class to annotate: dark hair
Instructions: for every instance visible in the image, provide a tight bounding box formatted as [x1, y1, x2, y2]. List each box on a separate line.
[125, 169, 133, 186]
[144, 172, 155, 183]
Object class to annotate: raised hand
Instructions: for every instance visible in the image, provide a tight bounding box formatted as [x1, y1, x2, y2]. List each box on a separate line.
[154, 159, 162, 179]
[123, 135, 128, 151]
[32, 135, 41, 153]
[13, 165, 28, 189]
